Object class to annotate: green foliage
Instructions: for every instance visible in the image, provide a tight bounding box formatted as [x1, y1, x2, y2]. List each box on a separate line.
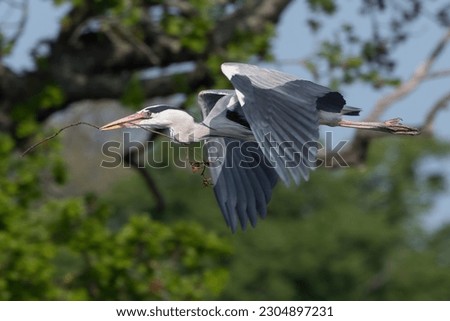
[3, 0, 450, 301]
[55, 0, 122, 13]
[11, 84, 66, 138]
[43, 198, 232, 300]
[226, 24, 276, 62]
[0, 138, 57, 299]
[301, 1, 421, 88]
[218, 137, 450, 300]
[38, 85, 65, 109]
[309, 34, 401, 88]
[15, 118, 39, 139]
[162, 11, 212, 53]
[307, 0, 338, 14]
[0, 147, 232, 299]
[98, 136, 450, 300]
[1, 134, 231, 300]
[121, 74, 146, 109]
[0, 31, 14, 56]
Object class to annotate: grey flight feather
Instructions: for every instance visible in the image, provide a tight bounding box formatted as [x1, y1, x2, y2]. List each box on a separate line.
[221, 63, 330, 186]
[205, 138, 278, 231]
[199, 90, 278, 232]
[198, 89, 236, 119]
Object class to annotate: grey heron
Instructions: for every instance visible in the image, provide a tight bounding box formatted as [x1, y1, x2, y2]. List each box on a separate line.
[101, 62, 417, 232]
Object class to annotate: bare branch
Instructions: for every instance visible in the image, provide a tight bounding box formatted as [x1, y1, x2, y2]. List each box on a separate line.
[421, 91, 450, 134]
[36, 69, 210, 122]
[0, 0, 28, 56]
[209, 0, 291, 49]
[366, 28, 450, 121]
[21, 122, 100, 156]
[332, 29, 450, 169]
[427, 68, 450, 80]
[107, 20, 160, 66]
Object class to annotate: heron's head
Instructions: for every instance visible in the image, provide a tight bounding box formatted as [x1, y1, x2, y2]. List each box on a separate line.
[100, 104, 182, 131]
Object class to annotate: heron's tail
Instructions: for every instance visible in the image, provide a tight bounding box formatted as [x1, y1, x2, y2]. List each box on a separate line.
[341, 105, 361, 116]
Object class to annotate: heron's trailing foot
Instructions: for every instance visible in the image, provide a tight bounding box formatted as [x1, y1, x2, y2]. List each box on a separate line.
[338, 118, 420, 135]
[189, 161, 212, 187]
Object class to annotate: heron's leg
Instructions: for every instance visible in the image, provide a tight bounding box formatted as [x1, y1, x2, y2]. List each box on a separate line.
[189, 161, 210, 173]
[189, 161, 212, 187]
[337, 118, 420, 135]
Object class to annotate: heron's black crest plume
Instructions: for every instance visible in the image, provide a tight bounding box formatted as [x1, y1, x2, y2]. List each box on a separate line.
[142, 104, 180, 114]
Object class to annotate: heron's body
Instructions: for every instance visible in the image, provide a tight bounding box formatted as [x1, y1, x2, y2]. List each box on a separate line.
[101, 63, 362, 232]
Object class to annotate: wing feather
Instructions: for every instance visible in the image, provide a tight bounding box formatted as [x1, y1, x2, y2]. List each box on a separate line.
[199, 89, 279, 231]
[205, 138, 278, 232]
[198, 89, 235, 119]
[222, 63, 326, 186]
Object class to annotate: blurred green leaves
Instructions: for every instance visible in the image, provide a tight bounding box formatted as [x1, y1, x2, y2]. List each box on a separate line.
[121, 74, 146, 109]
[0, 187, 232, 300]
[301, 1, 414, 89]
[2, 0, 450, 301]
[96, 135, 450, 300]
[307, 34, 401, 89]
[220, 136, 450, 300]
[307, 0, 338, 14]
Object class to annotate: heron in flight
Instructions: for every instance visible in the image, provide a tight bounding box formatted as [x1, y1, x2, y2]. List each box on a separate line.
[101, 63, 418, 232]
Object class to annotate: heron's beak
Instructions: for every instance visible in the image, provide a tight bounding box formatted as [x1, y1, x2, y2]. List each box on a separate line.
[100, 112, 148, 130]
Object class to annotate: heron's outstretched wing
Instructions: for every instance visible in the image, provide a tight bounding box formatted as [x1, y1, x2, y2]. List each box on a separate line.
[221, 62, 345, 186]
[198, 89, 278, 232]
[205, 138, 278, 232]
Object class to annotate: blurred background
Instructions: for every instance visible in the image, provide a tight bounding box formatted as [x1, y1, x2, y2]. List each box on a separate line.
[1, 0, 450, 300]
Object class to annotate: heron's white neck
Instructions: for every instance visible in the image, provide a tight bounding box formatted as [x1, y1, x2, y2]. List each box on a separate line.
[149, 109, 210, 143]
[170, 122, 211, 143]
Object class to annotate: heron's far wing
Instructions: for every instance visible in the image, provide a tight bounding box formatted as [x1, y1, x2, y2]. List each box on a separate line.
[221, 63, 335, 186]
[205, 137, 278, 232]
[197, 89, 235, 119]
